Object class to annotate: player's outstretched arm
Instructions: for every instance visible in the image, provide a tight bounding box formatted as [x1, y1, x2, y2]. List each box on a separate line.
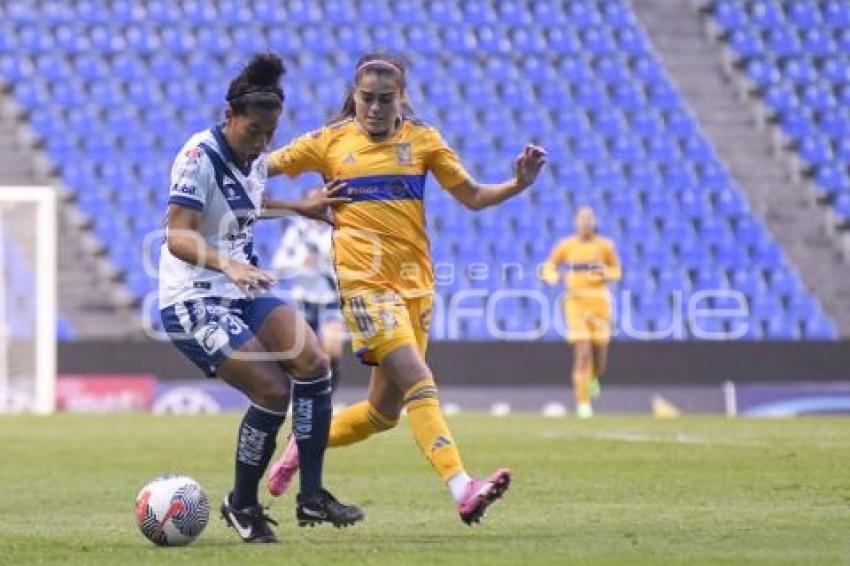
[446, 144, 547, 211]
[166, 204, 275, 295]
[541, 240, 566, 285]
[260, 179, 351, 224]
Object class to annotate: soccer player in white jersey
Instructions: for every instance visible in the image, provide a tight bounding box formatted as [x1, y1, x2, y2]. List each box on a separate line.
[272, 216, 346, 390]
[159, 53, 362, 543]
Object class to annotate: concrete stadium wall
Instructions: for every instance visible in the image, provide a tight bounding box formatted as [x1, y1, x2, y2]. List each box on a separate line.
[59, 340, 850, 385]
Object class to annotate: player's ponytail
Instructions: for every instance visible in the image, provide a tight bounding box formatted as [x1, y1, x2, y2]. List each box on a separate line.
[330, 91, 357, 125]
[328, 52, 415, 125]
[226, 52, 286, 115]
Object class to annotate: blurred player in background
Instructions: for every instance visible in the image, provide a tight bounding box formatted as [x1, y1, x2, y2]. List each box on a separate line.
[272, 214, 346, 389]
[265, 52, 547, 524]
[543, 206, 621, 419]
[158, 52, 362, 542]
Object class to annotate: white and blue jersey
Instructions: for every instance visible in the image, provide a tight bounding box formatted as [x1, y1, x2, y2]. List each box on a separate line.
[159, 125, 288, 377]
[272, 216, 342, 335]
[159, 125, 266, 308]
[272, 216, 338, 305]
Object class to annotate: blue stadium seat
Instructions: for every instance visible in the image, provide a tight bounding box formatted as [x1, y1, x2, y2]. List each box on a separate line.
[630, 55, 663, 84]
[728, 28, 764, 59]
[753, 241, 787, 270]
[786, 294, 819, 320]
[746, 57, 782, 87]
[616, 26, 649, 55]
[712, 2, 749, 31]
[646, 82, 681, 110]
[559, 57, 597, 87]
[714, 241, 750, 267]
[836, 27, 850, 51]
[752, 0, 787, 28]
[765, 316, 801, 340]
[821, 56, 850, 86]
[796, 134, 833, 166]
[579, 26, 617, 55]
[832, 194, 850, 224]
[812, 107, 850, 138]
[765, 27, 802, 59]
[610, 81, 647, 112]
[541, 83, 577, 112]
[734, 319, 765, 340]
[824, 0, 850, 27]
[729, 267, 764, 295]
[800, 28, 835, 57]
[803, 315, 839, 340]
[789, 1, 824, 28]
[800, 82, 837, 113]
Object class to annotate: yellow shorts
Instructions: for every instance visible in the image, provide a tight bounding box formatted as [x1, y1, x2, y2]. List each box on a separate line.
[565, 296, 612, 344]
[341, 290, 432, 366]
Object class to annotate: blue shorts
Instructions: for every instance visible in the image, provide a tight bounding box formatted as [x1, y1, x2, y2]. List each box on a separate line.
[160, 295, 289, 378]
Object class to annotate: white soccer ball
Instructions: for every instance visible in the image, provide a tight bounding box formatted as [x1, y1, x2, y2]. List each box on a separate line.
[135, 475, 210, 546]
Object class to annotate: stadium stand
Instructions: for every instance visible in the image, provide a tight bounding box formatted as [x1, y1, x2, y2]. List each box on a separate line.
[0, 0, 838, 340]
[706, 0, 850, 238]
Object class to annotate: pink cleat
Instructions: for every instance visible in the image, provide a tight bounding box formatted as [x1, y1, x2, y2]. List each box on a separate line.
[457, 468, 512, 525]
[267, 434, 300, 497]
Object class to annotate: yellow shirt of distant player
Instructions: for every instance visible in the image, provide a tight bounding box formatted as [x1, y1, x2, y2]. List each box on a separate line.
[268, 118, 469, 298]
[543, 235, 621, 343]
[543, 235, 622, 297]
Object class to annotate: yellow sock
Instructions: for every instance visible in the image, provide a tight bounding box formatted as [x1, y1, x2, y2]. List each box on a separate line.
[403, 379, 464, 481]
[573, 366, 592, 404]
[328, 400, 398, 448]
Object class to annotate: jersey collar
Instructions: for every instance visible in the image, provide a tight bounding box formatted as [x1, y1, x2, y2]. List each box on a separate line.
[355, 117, 406, 143]
[212, 124, 252, 176]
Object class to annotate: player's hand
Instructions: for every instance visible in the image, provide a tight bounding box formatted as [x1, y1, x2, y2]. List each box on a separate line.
[540, 263, 560, 286]
[515, 144, 548, 189]
[300, 179, 352, 226]
[223, 260, 276, 297]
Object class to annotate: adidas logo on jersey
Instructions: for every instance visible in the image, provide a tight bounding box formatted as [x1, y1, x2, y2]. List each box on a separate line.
[343, 153, 356, 164]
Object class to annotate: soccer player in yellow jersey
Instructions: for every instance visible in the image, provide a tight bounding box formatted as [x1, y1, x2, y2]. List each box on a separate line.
[542, 207, 621, 418]
[265, 52, 547, 524]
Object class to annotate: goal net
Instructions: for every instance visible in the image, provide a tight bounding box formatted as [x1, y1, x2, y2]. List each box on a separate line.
[0, 186, 57, 414]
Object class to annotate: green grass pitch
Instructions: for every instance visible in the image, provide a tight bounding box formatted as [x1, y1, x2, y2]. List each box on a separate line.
[1, 414, 849, 565]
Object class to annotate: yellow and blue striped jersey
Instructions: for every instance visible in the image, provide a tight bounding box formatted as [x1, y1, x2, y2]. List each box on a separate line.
[542, 235, 622, 291]
[268, 118, 470, 297]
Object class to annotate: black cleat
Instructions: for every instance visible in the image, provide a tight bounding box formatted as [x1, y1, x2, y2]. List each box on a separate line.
[296, 488, 364, 528]
[220, 494, 280, 543]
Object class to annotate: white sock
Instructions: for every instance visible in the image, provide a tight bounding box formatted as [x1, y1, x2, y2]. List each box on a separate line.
[447, 471, 473, 503]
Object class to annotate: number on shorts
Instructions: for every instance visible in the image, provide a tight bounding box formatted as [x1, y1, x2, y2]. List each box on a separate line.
[224, 314, 249, 334]
[349, 296, 376, 337]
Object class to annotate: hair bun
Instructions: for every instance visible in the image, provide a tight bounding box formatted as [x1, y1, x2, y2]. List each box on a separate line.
[243, 52, 285, 86]
[226, 52, 286, 110]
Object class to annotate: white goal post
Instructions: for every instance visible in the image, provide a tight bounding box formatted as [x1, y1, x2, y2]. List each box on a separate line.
[0, 186, 57, 414]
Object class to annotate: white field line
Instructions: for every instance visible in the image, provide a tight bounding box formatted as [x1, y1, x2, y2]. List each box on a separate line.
[539, 429, 762, 447]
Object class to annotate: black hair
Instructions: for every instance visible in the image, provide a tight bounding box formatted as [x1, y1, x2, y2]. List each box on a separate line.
[329, 51, 414, 125]
[226, 52, 286, 115]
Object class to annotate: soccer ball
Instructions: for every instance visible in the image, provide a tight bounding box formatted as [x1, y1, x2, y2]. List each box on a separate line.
[135, 475, 210, 546]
